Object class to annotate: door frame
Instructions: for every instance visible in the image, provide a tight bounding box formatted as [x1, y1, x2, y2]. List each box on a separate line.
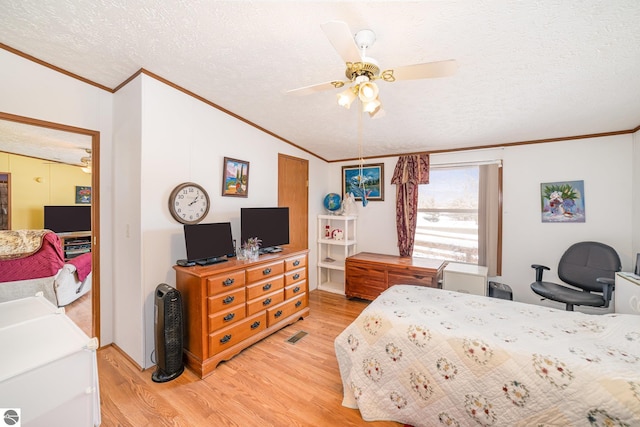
[0, 112, 100, 342]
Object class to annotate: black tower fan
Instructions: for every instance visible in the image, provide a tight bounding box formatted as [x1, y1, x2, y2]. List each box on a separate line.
[152, 283, 185, 382]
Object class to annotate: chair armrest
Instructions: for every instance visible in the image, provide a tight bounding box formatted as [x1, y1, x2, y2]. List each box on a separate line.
[531, 264, 550, 282]
[596, 277, 615, 303]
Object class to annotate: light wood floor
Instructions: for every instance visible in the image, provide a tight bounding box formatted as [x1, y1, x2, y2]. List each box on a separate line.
[64, 289, 92, 336]
[98, 290, 402, 427]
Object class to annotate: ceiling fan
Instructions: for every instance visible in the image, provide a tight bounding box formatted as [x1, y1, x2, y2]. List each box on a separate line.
[286, 21, 458, 116]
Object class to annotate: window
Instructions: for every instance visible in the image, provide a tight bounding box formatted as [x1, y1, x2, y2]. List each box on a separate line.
[413, 163, 501, 275]
[413, 166, 479, 263]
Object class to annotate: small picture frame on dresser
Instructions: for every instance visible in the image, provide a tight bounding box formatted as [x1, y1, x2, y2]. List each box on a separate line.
[635, 253, 640, 276]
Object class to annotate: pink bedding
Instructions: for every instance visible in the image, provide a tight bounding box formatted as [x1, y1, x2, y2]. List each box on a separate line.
[68, 252, 92, 281]
[0, 232, 65, 282]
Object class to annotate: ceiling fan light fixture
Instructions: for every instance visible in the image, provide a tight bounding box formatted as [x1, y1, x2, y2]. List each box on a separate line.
[337, 87, 358, 109]
[358, 81, 379, 102]
[362, 97, 381, 114]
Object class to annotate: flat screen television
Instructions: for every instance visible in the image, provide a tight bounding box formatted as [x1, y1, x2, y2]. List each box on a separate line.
[183, 222, 235, 265]
[241, 207, 289, 253]
[44, 205, 91, 233]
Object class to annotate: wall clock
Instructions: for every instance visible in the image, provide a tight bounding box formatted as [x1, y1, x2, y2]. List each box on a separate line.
[168, 182, 210, 224]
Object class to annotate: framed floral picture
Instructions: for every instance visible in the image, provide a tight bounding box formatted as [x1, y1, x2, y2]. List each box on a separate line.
[222, 157, 249, 197]
[75, 186, 91, 204]
[342, 163, 384, 202]
[540, 180, 585, 223]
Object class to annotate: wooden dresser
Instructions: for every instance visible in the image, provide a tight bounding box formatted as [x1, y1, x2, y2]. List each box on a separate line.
[174, 248, 309, 378]
[345, 252, 446, 300]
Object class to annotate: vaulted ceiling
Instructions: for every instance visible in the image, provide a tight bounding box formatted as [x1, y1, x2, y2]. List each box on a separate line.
[1, 1, 640, 163]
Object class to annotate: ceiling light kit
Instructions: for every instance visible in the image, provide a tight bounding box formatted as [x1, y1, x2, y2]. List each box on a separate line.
[81, 148, 92, 174]
[288, 20, 458, 120]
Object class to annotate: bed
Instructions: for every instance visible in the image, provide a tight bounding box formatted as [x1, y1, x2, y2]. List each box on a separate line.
[0, 229, 92, 307]
[335, 285, 640, 426]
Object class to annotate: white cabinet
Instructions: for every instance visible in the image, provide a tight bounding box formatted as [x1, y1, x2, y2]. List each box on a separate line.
[442, 262, 488, 296]
[317, 215, 357, 294]
[614, 272, 640, 315]
[0, 295, 101, 426]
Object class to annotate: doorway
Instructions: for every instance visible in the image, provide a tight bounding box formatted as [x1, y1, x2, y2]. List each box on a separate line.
[0, 112, 100, 342]
[278, 154, 309, 250]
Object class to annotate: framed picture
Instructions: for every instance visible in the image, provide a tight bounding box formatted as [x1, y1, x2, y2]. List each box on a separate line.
[222, 157, 249, 197]
[75, 186, 91, 204]
[540, 180, 585, 223]
[342, 163, 384, 202]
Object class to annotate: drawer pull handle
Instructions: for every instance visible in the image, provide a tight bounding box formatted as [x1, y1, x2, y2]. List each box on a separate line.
[263, 267, 272, 275]
[220, 334, 232, 344]
[293, 286, 300, 293]
[295, 301, 302, 308]
[223, 313, 235, 322]
[263, 283, 272, 291]
[223, 278, 234, 286]
[293, 260, 300, 266]
[263, 298, 272, 306]
[293, 273, 300, 280]
[250, 321, 261, 329]
[274, 310, 283, 318]
[222, 295, 235, 304]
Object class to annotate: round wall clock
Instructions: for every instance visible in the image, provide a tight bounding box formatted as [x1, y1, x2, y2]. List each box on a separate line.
[168, 182, 210, 224]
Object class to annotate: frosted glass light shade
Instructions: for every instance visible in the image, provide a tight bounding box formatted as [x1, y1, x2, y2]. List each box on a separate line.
[337, 88, 357, 108]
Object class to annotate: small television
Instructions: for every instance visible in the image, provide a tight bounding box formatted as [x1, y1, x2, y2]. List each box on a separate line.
[241, 207, 290, 254]
[44, 205, 91, 233]
[183, 222, 235, 265]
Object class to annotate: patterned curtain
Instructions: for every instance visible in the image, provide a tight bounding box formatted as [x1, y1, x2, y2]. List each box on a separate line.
[391, 154, 430, 256]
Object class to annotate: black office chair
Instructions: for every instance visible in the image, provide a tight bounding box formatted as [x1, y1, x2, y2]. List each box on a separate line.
[530, 241, 621, 311]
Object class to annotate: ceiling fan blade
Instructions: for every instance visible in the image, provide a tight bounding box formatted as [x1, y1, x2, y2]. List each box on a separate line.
[386, 59, 458, 81]
[320, 20, 362, 63]
[286, 80, 345, 96]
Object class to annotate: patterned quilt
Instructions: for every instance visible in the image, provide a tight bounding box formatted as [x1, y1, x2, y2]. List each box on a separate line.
[0, 229, 52, 260]
[335, 285, 640, 427]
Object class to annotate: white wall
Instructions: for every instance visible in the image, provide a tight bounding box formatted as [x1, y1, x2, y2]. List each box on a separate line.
[120, 75, 330, 368]
[112, 76, 144, 363]
[633, 130, 640, 261]
[329, 136, 635, 312]
[0, 49, 115, 345]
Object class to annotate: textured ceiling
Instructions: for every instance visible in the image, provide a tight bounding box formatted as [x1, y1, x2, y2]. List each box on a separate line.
[1, 1, 640, 162]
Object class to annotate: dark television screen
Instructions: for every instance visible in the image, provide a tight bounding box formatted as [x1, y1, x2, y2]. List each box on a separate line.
[44, 205, 91, 233]
[184, 222, 235, 263]
[241, 207, 289, 252]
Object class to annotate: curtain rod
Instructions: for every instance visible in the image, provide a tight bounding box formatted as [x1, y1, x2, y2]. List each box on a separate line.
[430, 159, 503, 168]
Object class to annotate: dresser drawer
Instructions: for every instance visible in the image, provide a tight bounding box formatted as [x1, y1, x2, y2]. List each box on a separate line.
[388, 271, 437, 288]
[345, 263, 386, 299]
[285, 281, 307, 300]
[285, 268, 306, 286]
[246, 289, 285, 316]
[208, 312, 267, 356]
[207, 287, 246, 313]
[246, 261, 284, 284]
[208, 305, 246, 332]
[246, 276, 284, 300]
[207, 270, 245, 295]
[285, 254, 307, 271]
[267, 294, 306, 326]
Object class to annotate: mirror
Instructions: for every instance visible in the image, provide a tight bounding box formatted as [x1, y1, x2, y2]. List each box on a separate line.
[0, 112, 100, 342]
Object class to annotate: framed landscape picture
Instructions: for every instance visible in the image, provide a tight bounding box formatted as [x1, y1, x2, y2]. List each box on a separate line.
[342, 163, 384, 202]
[222, 157, 249, 197]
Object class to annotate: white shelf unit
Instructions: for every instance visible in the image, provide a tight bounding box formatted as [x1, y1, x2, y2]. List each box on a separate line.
[317, 215, 357, 295]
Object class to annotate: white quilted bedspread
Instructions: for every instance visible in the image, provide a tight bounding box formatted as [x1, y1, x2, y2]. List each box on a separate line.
[335, 285, 640, 426]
